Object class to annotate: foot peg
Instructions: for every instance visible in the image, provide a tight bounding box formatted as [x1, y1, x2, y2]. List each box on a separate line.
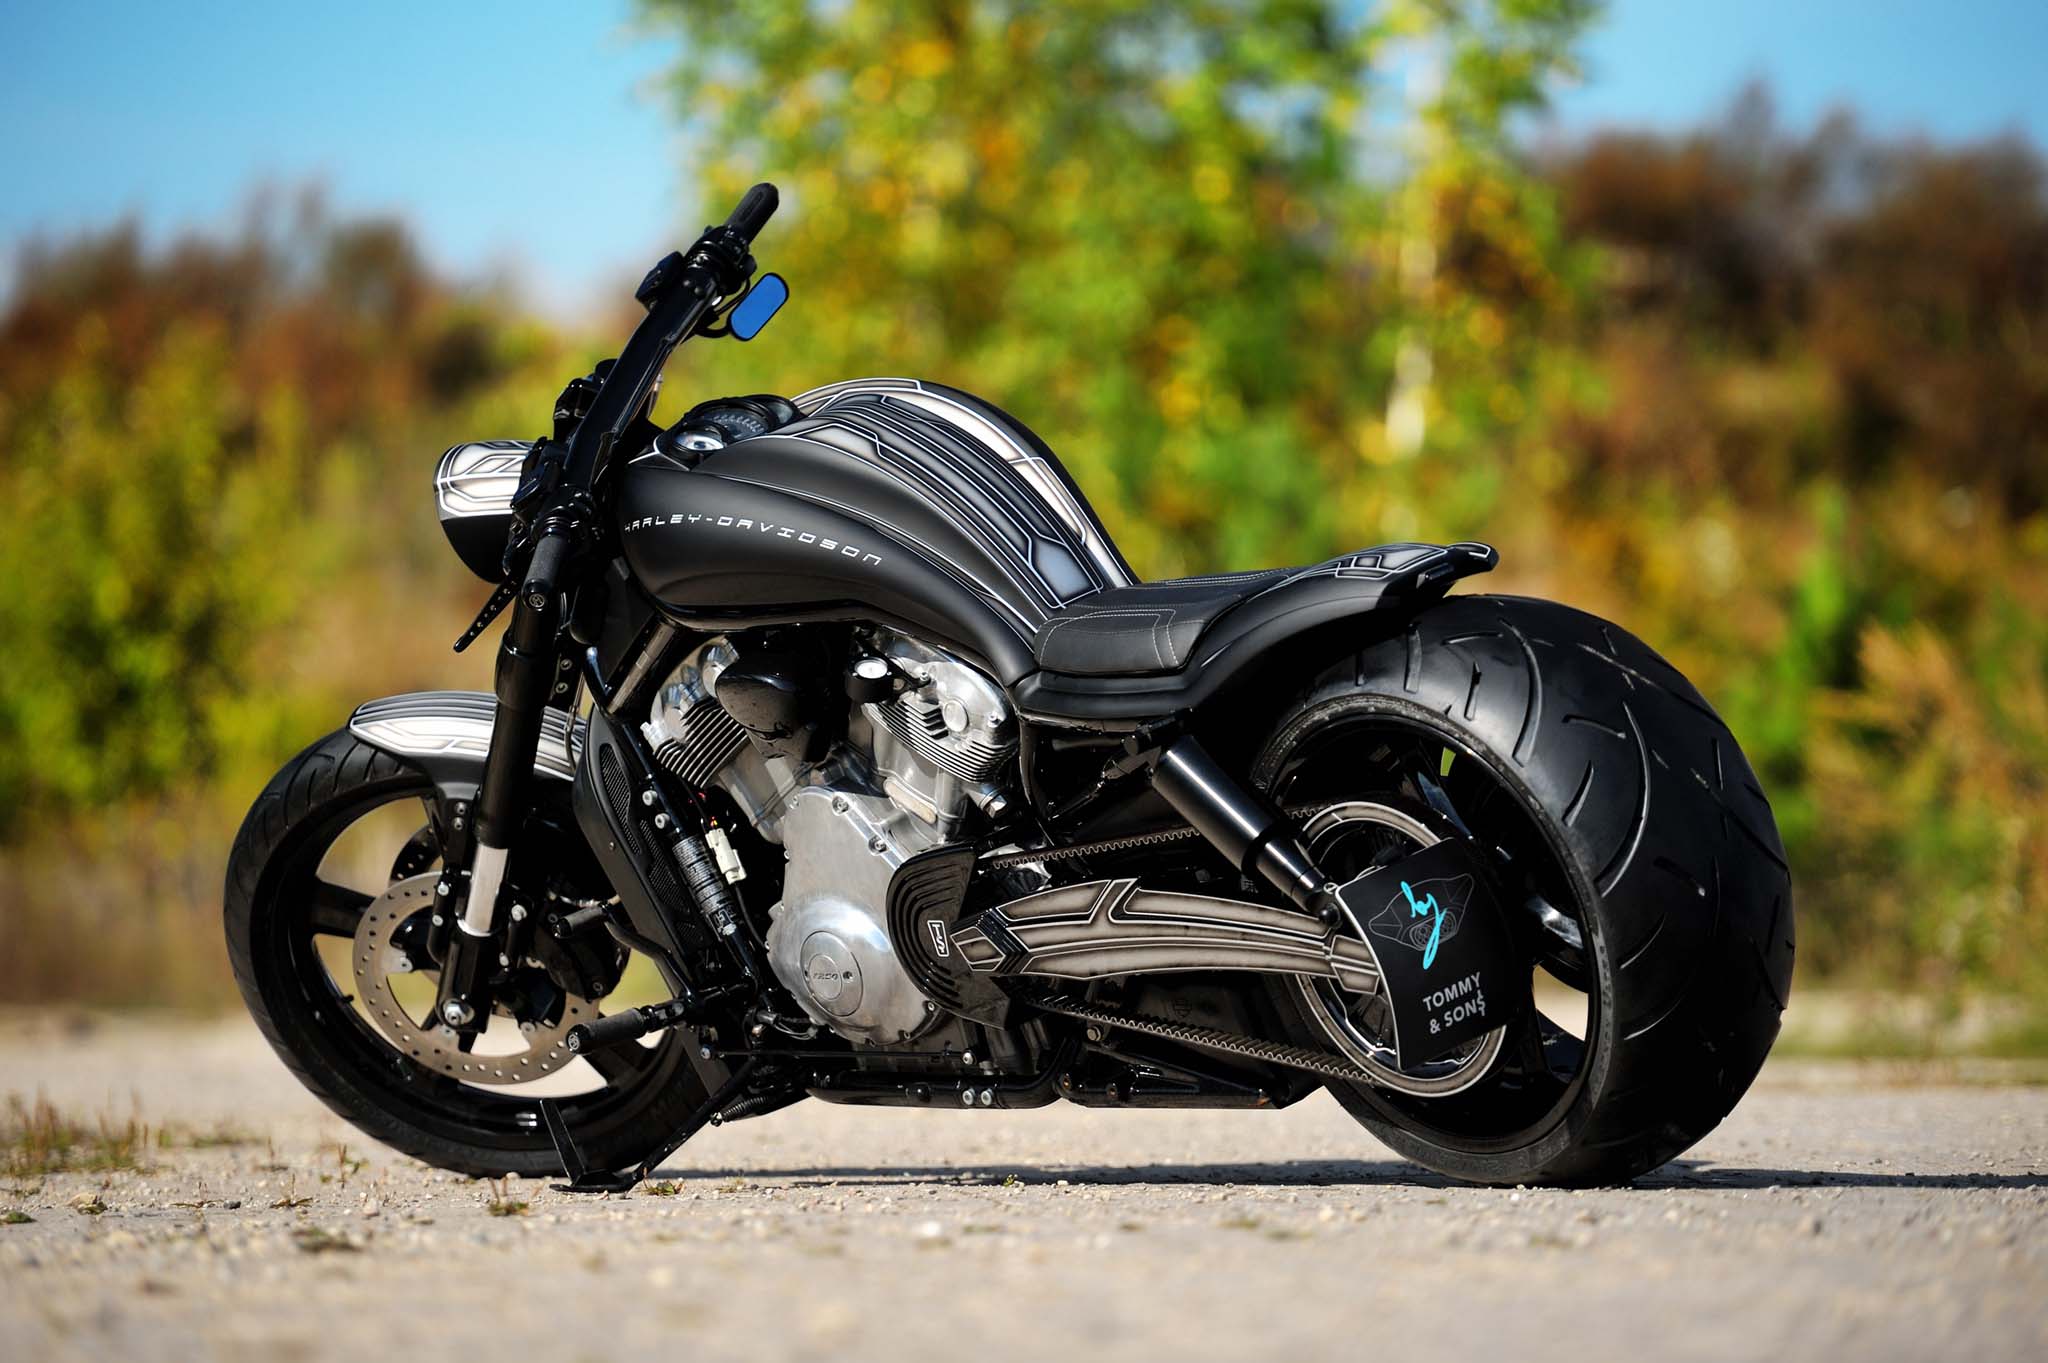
[563, 999, 684, 1055]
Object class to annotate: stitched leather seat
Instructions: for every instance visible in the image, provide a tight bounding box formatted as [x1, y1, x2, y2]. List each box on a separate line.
[1030, 543, 1497, 678]
[1030, 569, 1291, 676]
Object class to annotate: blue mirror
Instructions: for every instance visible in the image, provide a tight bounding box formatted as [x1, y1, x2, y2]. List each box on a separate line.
[729, 273, 788, 341]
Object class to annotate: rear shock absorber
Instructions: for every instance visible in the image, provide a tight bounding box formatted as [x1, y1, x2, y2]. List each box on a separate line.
[1148, 736, 1339, 921]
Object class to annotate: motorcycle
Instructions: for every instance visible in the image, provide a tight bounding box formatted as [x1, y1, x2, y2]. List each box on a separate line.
[226, 184, 1794, 1189]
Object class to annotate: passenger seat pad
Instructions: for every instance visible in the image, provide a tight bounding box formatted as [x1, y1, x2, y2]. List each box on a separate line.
[1032, 543, 1495, 677]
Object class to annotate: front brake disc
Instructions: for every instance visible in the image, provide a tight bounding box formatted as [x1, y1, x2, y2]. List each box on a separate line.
[350, 873, 591, 1085]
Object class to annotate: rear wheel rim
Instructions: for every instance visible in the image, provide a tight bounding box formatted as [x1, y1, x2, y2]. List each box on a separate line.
[1292, 801, 1506, 1096]
[1263, 707, 1598, 1154]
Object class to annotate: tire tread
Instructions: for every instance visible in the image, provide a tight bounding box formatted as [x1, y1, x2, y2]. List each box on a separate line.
[1264, 594, 1794, 1185]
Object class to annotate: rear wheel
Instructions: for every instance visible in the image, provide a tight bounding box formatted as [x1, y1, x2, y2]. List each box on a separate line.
[224, 728, 709, 1177]
[1253, 594, 1794, 1185]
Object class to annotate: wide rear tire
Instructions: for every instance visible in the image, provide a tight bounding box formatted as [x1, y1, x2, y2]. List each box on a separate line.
[1254, 594, 1794, 1185]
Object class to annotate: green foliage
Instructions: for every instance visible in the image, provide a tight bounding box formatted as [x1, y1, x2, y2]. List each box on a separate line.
[0, 209, 563, 1008]
[0, 320, 311, 829]
[0, 11, 2043, 1029]
[642, 0, 1590, 574]
[0, 208, 547, 838]
[1537, 97, 2048, 996]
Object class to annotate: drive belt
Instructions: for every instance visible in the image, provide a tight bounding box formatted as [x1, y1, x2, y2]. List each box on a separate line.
[982, 805, 1327, 870]
[1032, 993, 1371, 1084]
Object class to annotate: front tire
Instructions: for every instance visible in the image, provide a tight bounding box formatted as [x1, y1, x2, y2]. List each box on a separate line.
[224, 728, 710, 1177]
[1254, 594, 1794, 1185]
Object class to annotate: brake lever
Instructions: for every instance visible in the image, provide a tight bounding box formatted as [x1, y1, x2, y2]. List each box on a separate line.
[510, 438, 567, 521]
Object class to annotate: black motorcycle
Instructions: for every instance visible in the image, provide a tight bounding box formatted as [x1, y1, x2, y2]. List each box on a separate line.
[226, 184, 1793, 1189]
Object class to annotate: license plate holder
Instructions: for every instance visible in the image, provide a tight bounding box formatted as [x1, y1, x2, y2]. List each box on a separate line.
[1334, 838, 1529, 1067]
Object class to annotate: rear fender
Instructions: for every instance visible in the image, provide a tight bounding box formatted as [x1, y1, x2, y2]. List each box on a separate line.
[1013, 542, 1499, 728]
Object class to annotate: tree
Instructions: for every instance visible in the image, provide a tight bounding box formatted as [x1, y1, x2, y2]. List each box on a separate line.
[641, 0, 1593, 575]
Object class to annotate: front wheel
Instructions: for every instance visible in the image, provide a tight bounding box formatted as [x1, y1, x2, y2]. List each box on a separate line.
[224, 728, 710, 1177]
[1253, 594, 1794, 1185]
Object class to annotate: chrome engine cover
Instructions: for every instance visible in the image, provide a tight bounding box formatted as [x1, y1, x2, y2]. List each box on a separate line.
[767, 785, 941, 1043]
[646, 631, 1015, 1045]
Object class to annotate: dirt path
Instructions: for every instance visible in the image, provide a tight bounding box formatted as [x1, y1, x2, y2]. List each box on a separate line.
[1, 1016, 2043, 1362]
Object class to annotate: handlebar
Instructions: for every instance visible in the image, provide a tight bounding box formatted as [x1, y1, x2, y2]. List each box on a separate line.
[724, 182, 779, 244]
[520, 527, 571, 611]
[517, 181, 781, 582]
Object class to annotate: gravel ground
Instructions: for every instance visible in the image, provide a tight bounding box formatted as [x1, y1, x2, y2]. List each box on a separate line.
[1, 1016, 2043, 1363]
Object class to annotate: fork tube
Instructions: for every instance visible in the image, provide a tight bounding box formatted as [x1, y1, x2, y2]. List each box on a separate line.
[435, 542, 566, 1024]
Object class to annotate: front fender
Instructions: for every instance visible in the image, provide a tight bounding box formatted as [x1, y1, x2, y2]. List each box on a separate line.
[346, 691, 582, 790]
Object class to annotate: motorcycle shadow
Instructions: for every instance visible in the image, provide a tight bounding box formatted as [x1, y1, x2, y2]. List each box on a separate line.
[647, 1159, 2048, 1191]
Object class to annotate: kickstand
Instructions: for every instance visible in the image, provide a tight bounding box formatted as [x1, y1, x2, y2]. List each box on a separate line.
[540, 1099, 640, 1194]
[540, 1056, 762, 1196]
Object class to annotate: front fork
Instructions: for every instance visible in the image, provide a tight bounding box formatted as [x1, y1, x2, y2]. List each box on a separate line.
[433, 536, 573, 1032]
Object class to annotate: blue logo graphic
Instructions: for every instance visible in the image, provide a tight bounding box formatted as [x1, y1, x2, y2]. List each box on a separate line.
[1401, 880, 1445, 969]
[1367, 873, 1470, 970]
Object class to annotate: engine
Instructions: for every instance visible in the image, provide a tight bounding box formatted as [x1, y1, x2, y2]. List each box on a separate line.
[643, 629, 1016, 1044]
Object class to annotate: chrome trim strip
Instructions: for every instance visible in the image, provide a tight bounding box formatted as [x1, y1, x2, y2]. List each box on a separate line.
[347, 690, 581, 782]
[951, 878, 1380, 991]
[434, 441, 529, 521]
[463, 844, 509, 935]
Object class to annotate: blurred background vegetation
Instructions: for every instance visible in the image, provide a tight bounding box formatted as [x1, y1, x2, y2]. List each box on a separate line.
[1, 1, 2042, 1049]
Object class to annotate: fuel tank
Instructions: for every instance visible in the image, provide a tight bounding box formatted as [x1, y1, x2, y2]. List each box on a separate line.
[617, 378, 1132, 682]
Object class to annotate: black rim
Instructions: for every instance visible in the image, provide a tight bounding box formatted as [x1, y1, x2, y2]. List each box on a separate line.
[1266, 708, 1597, 1154]
[1294, 804, 1505, 1092]
[255, 773, 689, 1158]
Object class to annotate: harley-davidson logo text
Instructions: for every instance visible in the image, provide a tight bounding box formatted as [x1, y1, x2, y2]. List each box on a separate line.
[624, 512, 884, 566]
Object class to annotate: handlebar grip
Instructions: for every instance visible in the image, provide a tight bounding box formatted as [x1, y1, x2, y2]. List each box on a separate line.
[520, 530, 571, 609]
[724, 182, 779, 242]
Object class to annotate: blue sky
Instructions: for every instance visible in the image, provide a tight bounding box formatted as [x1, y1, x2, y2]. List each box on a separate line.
[3, 2, 2045, 320]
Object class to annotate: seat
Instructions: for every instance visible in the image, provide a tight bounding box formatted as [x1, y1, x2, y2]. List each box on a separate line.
[1029, 569, 1291, 676]
[1030, 542, 1497, 678]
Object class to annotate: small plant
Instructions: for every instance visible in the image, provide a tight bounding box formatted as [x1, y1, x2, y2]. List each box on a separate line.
[159, 1121, 262, 1150]
[644, 1180, 680, 1197]
[254, 1136, 289, 1173]
[291, 1226, 360, 1254]
[3, 1210, 32, 1225]
[2, 1094, 150, 1176]
[484, 1177, 529, 1218]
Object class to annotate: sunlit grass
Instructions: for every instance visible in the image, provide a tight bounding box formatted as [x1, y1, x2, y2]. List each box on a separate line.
[2, 1094, 151, 1177]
